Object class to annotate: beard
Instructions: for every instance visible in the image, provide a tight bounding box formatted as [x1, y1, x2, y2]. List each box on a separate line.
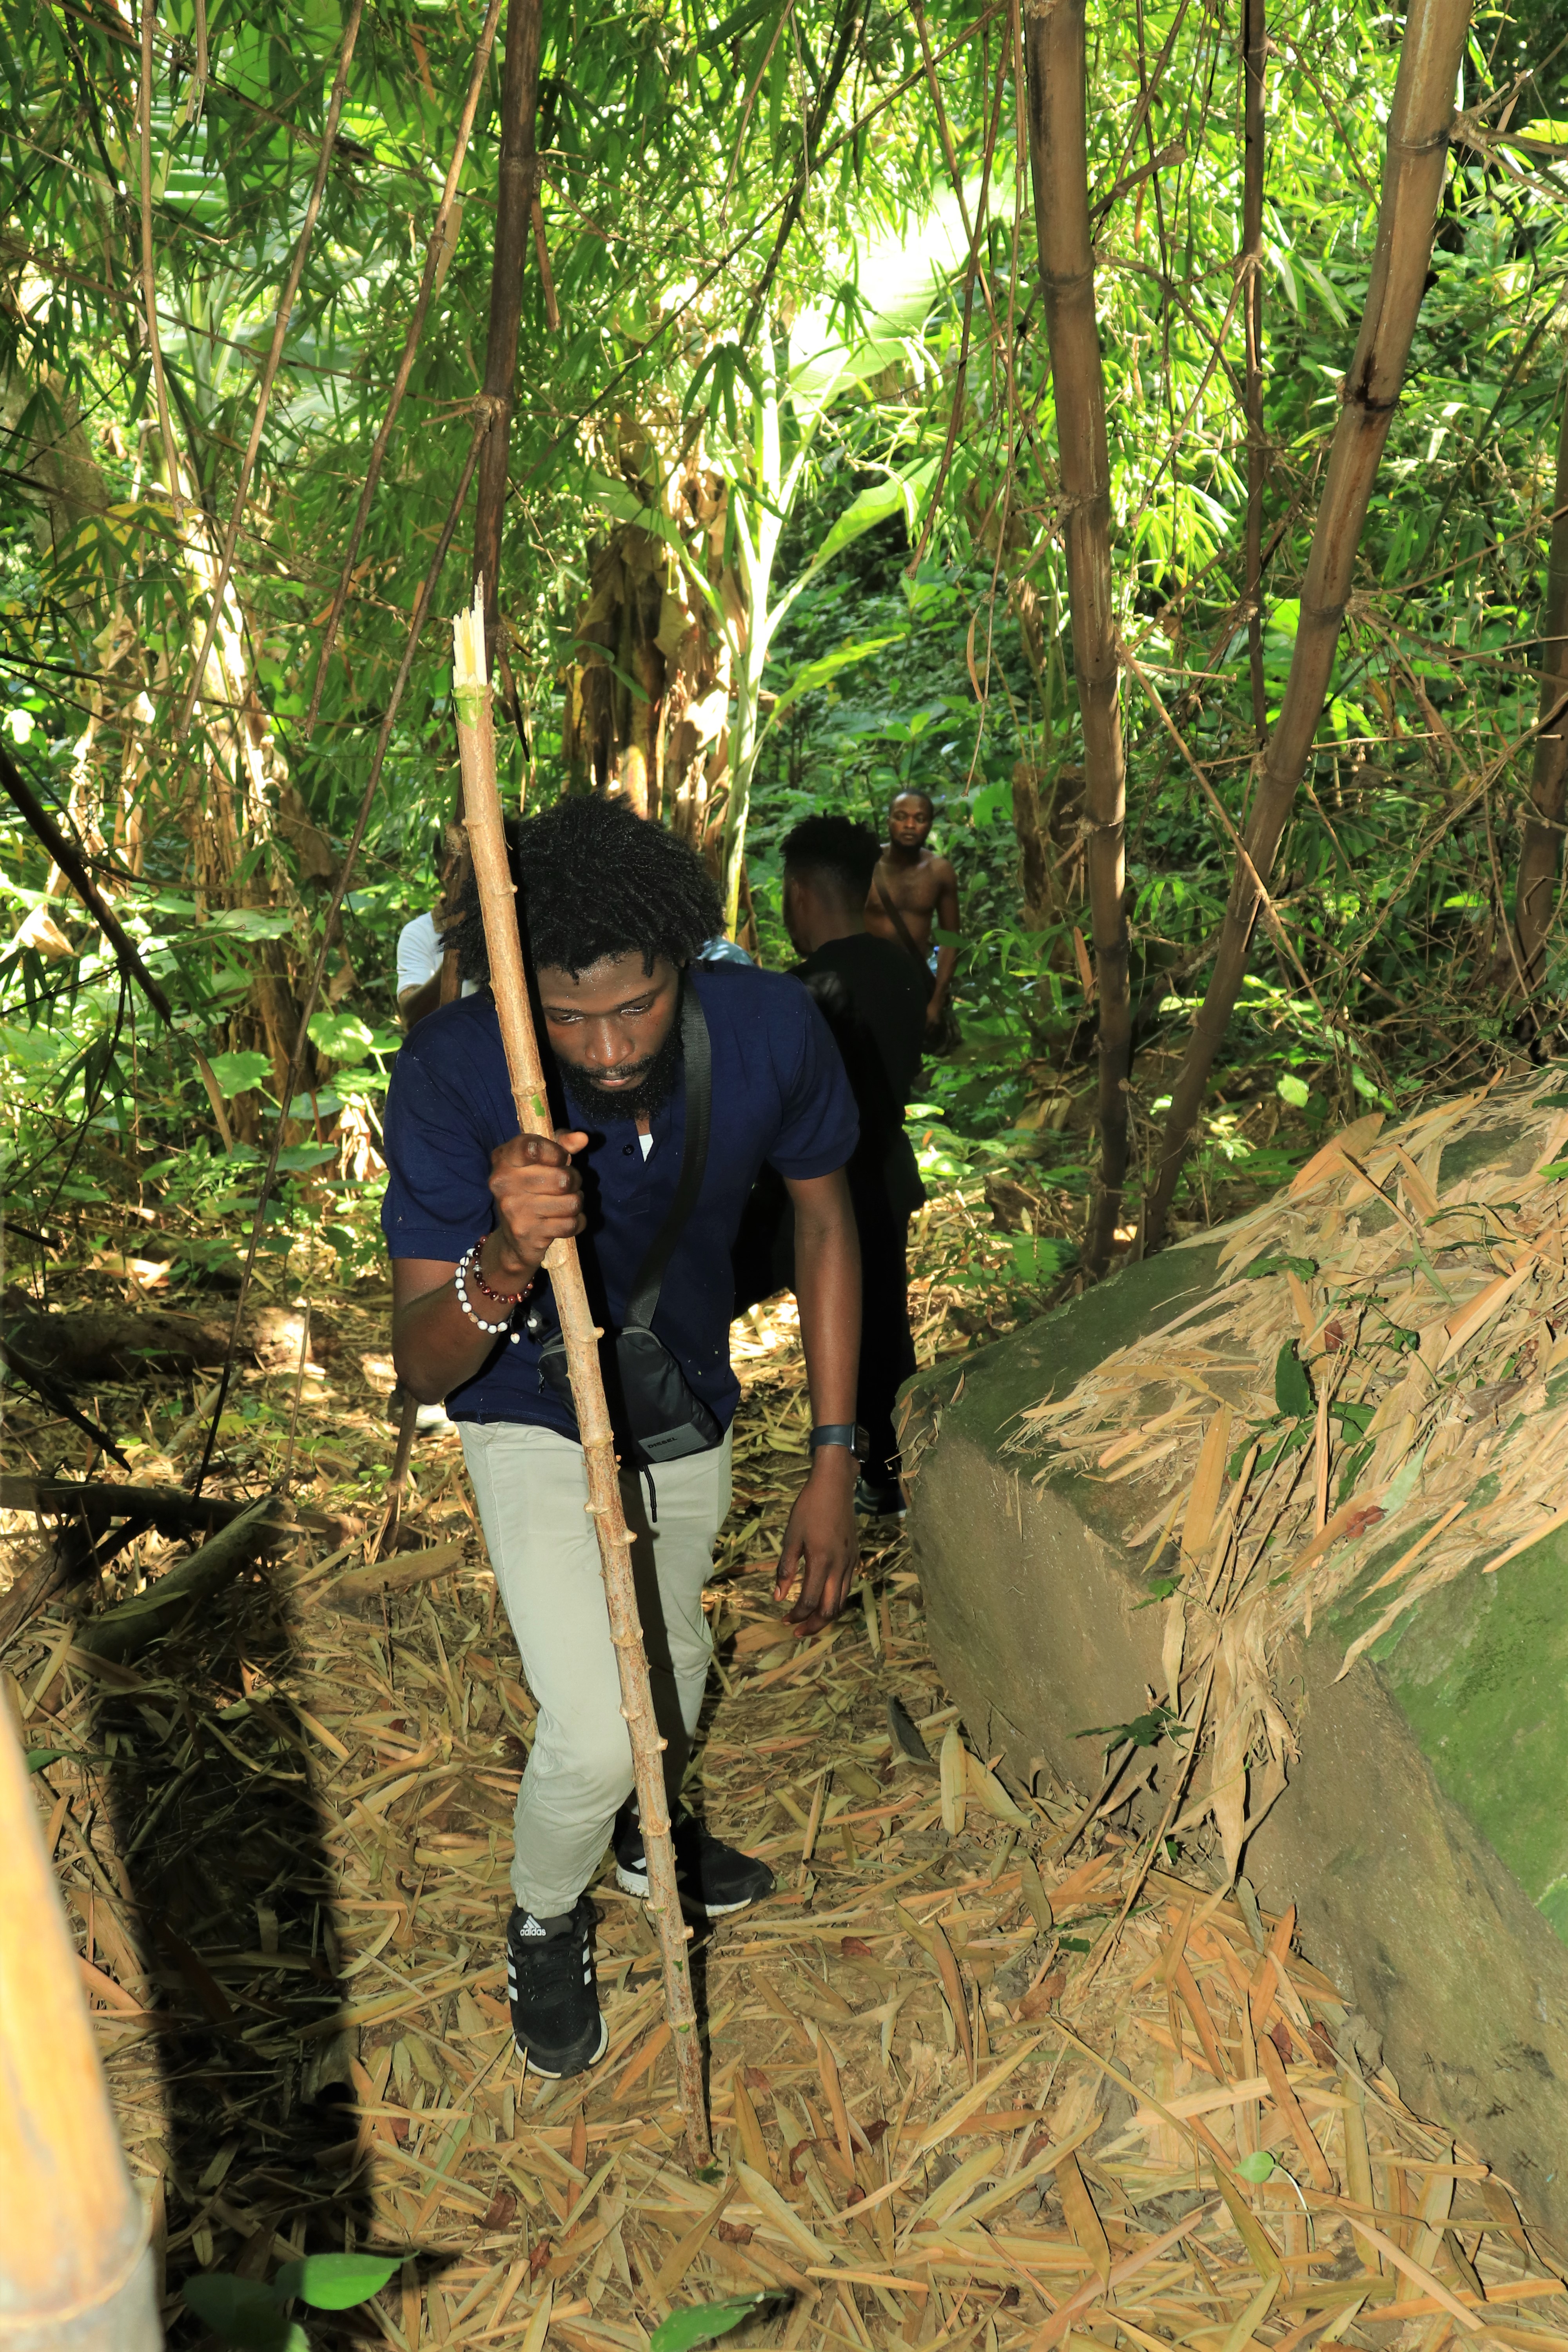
[559, 1015, 684, 1126]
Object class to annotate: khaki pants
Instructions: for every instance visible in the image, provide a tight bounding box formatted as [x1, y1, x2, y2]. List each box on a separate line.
[460, 1422, 732, 1917]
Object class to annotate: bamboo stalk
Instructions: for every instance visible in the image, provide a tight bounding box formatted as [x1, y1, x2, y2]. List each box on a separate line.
[1023, 0, 1131, 1275]
[0, 1706, 163, 2346]
[1515, 373, 1568, 990]
[1241, 0, 1268, 747]
[190, 405, 496, 1497]
[298, 0, 505, 749]
[450, 583, 711, 2169]
[1141, 0, 1474, 1254]
[473, 0, 549, 672]
[137, 0, 182, 537]
[174, 0, 366, 739]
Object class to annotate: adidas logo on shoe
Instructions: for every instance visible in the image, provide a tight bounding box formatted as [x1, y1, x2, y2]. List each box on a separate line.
[505, 1895, 606, 2080]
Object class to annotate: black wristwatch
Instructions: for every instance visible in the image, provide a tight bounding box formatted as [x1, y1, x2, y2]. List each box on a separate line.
[809, 1422, 868, 1461]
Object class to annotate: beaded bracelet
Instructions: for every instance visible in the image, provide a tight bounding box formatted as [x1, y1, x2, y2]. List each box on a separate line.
[470, 1251, 533, 1311]
[454, 1241, 527, 1341]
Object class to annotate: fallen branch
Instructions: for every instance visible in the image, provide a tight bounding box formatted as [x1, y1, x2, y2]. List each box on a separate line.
[73, 1495, 283, 1662]
[332, 1539, 464, 1605]
[0, 1475, 311, 1536]
[0, 1334, 130, 1470]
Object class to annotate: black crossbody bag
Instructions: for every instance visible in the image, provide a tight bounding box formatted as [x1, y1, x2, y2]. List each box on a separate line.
[535, 984, 723, 1466]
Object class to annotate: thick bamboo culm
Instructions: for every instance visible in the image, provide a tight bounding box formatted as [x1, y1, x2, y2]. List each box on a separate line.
[0, 1708, 163, 2349]
[451, 586, 711, 2167]
[1022, 0, 1131, 1277]
[1140, 0, 1474, 1252]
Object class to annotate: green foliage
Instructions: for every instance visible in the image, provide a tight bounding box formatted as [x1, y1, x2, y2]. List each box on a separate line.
[1, 0, 1564, 1270]
[1274, 1342, 1314, 1422]
[182, 2251, 401, 2348]
[272, 2253, 403, 2310]
[650, 2293, 773, 2352]
[181, 2276, 305, 2352]
[208, 1051, 275, 1100]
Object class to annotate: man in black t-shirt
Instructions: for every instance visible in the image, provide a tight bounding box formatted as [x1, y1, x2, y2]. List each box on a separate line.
[732, 815, 928, 1514]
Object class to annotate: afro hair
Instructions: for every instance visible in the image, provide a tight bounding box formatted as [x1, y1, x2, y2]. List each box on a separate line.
[443, 795, 724, 984]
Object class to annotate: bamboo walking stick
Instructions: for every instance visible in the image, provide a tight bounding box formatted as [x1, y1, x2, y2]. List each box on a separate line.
[451, 585, 711, 2167]
[0, 1706, 163, 2347]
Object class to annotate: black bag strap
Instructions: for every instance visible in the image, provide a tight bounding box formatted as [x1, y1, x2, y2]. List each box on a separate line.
[623, 981, 711, 1332]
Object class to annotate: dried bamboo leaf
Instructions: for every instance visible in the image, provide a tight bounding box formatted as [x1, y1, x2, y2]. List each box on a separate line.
[939, 1725, 967, 1836]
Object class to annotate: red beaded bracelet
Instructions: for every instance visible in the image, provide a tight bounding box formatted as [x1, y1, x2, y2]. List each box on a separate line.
[470, 1248, 534, 1310]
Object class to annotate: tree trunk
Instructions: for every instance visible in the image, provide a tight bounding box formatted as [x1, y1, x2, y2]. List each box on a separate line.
[1141, 0, 1473, 1254]
[471, 0, 546, 670]
[1024, 0, 1130, 1275]
[1515, 376, 1568, 989]
[1241, 0, 1268, 744]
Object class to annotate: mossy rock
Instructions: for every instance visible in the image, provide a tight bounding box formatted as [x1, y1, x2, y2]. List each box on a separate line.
[902, 1175, 1568, 2240]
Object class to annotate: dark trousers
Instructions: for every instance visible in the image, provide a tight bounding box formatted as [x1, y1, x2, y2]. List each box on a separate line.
[731, 1171, 916, 1489]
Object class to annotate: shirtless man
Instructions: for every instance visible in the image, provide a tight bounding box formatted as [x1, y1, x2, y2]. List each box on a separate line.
[864, 789, 960, 1040]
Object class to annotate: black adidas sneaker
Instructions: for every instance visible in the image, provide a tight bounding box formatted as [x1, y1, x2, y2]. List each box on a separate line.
[505, 1895, 607, 2078]
[613, 1799, 775, 1918]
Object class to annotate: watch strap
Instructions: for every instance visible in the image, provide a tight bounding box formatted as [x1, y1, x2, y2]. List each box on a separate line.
[809, 1422, 867, 1459]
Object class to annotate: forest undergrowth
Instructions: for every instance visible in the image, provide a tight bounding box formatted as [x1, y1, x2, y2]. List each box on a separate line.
[6, 1196, 1568, 2352]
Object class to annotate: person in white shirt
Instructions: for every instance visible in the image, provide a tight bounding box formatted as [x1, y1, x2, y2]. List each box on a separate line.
[397, 832, 475, 1029]
[396, 910, 450, 1027]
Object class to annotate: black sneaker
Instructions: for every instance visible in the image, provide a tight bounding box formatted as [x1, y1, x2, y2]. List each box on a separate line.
[613, 1801, 774, 1918]
[505, 1895, 607, 2078]
[855, 1475, 906, 1518]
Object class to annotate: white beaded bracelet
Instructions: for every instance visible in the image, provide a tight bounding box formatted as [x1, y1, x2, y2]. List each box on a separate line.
[454, 1242, 525, 1341]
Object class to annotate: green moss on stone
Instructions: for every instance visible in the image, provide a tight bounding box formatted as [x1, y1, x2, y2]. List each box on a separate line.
[911, 1240, 1226, 1452]
[1358, 1532, 1568, 1939]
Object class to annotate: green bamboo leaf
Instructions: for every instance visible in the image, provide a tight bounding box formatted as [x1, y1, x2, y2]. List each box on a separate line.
[1274, 1342, 1313, 1421]
[650, 2293, 772, 2352]
[767, 635, 901, 726]
[274, 2252, 402, 2310]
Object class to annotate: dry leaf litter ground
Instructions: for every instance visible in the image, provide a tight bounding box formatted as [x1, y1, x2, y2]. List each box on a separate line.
[3, 1177, 1566, 2350]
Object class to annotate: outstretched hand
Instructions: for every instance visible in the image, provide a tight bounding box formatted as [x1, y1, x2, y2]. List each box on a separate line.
[775, 1450, 859, 1637]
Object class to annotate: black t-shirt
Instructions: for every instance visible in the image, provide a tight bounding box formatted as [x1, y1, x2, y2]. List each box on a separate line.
[797, 935, 928, 1112]
[797, 933, 929, 1223]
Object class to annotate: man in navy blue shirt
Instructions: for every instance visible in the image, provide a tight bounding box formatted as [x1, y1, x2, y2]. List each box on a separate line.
[382, 798, 862, 2078]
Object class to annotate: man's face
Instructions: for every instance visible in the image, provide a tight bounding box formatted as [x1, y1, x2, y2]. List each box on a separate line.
[889, 795, 933, 851]
[536, 951, 682, 1118]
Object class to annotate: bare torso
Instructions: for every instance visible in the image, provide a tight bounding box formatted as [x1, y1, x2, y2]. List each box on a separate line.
[866, 848, 956, 960]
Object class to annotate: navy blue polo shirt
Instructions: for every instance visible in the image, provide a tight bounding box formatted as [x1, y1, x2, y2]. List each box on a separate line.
[380, 962, 858, 1437]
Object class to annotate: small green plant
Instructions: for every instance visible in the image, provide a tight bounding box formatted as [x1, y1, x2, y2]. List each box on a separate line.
[1074, 1704, 1191, 1754]
[649, 2292, 774, 2352]
[182, 2252, 402, 2350]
